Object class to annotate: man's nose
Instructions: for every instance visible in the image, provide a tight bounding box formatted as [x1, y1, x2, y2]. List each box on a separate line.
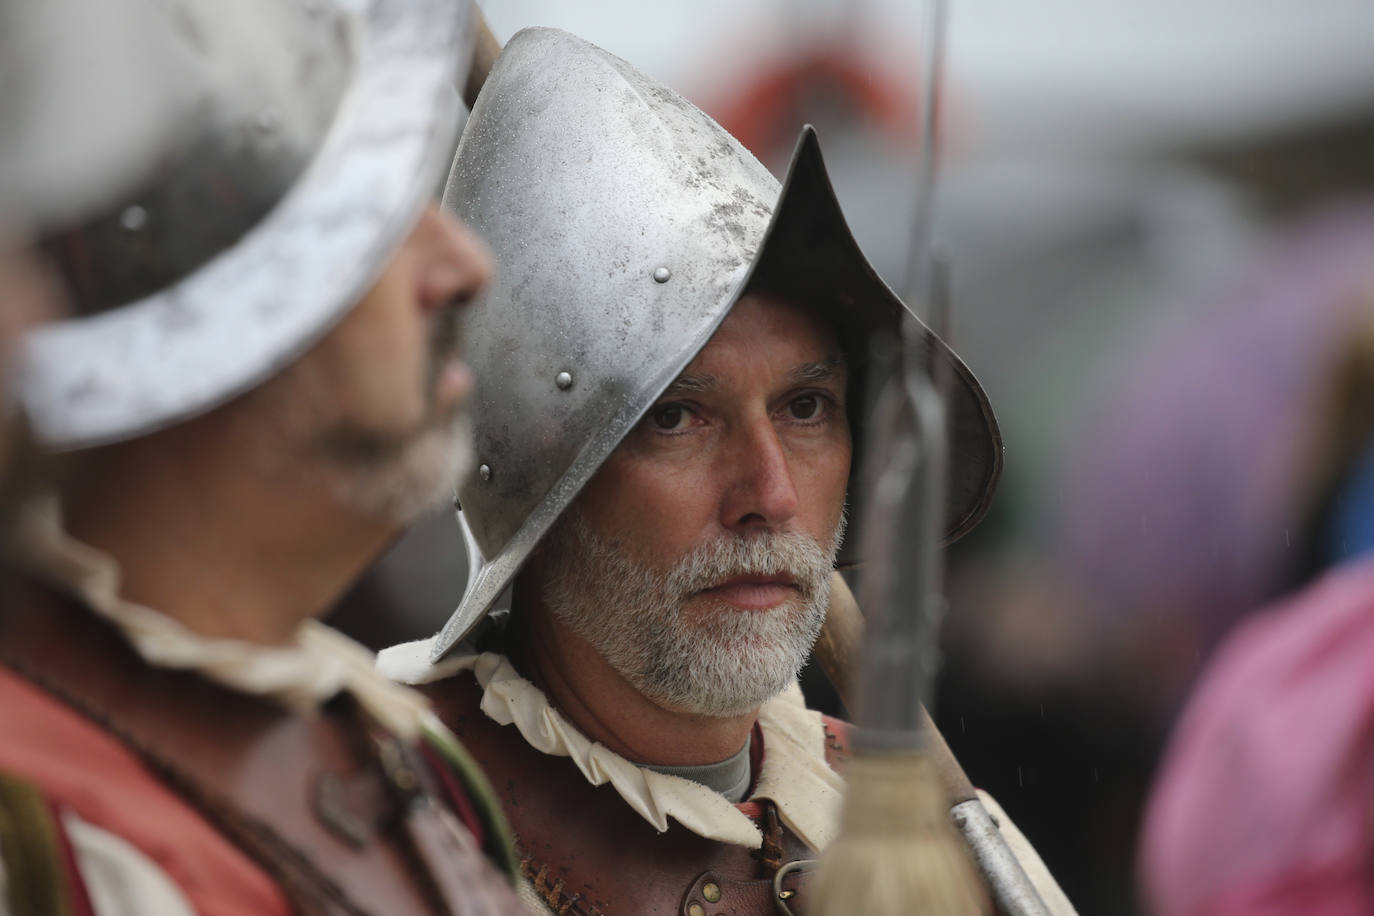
[719, 419, 800, 533]
[415, 202, 493, 314]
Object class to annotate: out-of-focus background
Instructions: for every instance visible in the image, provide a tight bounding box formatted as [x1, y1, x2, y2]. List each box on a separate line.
[329, 2, 1374, 911]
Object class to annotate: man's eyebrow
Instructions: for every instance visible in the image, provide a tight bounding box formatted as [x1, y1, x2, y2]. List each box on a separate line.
[661, 373, 716, 396]
[789, 357, 845, 385]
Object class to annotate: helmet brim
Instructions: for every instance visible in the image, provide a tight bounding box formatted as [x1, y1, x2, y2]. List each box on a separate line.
[19, 0, 476, 451]
[747, 126, 1003, 544]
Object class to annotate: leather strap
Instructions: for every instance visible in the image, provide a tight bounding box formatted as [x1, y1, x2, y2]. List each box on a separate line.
[425, 670, 841, 915]
[0, 583, 518, 916]
[0, 772, 89, 916]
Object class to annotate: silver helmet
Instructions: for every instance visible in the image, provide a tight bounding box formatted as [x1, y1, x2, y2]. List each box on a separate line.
[428, 27, 1001, 661]
[17, 0, 478, 450]
[0, 0, 190, 232]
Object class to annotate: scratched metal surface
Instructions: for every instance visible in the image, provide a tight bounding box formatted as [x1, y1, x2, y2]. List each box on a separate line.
[20, 0, 476, 451]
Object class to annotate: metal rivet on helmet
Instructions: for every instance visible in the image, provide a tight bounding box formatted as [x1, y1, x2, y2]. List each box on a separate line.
[478, 464, 492, 481]
[41, 1, 352, 317]
[256, 107, 281, 133]
[555, 371, 573, 390]
[119, 205, 148, 231]
[652, 266, 671, 283]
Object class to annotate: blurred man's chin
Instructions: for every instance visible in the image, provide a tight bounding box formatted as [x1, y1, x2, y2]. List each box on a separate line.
[321, 410, 473, 525]
[375, 412, 471, 522]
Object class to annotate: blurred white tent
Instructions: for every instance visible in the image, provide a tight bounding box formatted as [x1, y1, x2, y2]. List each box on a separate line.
[352, 0, 1374, 672]
[483, 0, 1374, 154]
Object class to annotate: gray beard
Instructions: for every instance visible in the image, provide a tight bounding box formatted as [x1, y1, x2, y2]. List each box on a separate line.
[308, 410, 473, 524]
[240, 349, 474, 525]
[540, 511, 845, 718]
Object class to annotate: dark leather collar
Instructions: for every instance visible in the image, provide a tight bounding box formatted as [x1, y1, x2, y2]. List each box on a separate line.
[0, 581, 520, 916]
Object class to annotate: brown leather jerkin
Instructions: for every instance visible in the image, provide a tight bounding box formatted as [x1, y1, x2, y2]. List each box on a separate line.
[425, 669, 851, 916]
[0, 583, 518, 916]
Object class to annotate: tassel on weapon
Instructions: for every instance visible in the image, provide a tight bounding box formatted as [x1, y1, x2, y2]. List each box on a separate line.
[810, 0, 1049, 911]
[815, 572, 1056, 915]
[809, 0, 987, 908]
[808, 257, 989, 916]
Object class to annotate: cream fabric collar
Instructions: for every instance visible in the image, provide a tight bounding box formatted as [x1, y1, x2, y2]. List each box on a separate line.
[377, 639, 846, 851]
[16, 498, 432, 741]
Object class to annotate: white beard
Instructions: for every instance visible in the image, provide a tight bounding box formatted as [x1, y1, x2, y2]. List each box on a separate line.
[240, 355, 474, 526]
[540, 511, 845, 718]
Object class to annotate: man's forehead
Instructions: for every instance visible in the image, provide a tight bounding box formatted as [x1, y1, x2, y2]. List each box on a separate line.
[662, 357, 845, 397]
[666, 292, 846, 389]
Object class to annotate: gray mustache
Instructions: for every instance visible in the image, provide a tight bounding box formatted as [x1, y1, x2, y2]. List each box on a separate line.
[665, 531, 834, 599]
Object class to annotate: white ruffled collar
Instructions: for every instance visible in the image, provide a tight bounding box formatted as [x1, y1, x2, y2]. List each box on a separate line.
[16, 497, 432, 741]
[378, 637, 845, 851]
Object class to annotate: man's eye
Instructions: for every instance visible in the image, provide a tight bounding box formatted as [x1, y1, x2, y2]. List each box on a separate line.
[650, 404, 689, 430]
[788, 394, 820, 420]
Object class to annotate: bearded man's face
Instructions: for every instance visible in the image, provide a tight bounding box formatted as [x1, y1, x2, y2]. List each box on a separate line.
[541, 508, 844, 717]
[533, 292, 852, 717]
[238, 205, 490, 525]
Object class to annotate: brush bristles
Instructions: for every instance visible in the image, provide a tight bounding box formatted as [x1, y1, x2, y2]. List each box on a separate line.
[810, 752, 990, 915]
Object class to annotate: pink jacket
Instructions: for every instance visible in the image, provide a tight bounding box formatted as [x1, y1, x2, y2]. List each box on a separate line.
[1139, 556, 1374, 915]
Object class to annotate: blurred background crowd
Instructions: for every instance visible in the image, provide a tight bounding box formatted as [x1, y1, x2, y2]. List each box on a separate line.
[9, 0, 1374, 912]
[328, 1, 1374, 911]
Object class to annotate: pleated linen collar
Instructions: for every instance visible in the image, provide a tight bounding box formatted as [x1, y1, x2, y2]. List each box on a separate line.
[15, 498, 433, 741]
[378, 639, 846, 851]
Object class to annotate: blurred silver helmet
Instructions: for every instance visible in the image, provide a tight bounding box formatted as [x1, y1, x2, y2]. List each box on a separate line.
[16, 0, 478, 450]
[428, 27, 1001, 661]
[0, 0, 189, 232]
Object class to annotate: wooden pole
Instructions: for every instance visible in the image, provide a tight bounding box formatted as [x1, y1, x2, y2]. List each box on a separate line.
[462, 9, 502, 110]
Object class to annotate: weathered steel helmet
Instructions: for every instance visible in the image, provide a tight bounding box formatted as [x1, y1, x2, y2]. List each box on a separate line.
[16, 0, 478, 449]
[0, 0, 189, 231]
[427, 28, 1001, 661]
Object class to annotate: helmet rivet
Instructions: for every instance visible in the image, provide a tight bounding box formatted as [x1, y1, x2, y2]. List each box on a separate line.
[555, 371, 574, 390]
[119, 205, 148, 232]
[256, 107, 281, 133]
[479, 464, 492, 481]
[652, 266, 671, 283]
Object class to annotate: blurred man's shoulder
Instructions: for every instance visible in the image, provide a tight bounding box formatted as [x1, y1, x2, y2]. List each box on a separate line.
[0, 664, 291, 916]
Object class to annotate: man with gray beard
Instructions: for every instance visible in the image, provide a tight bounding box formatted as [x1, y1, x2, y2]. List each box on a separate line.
[0, 1, 528, 912]
[377, 29, 1015, 915]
